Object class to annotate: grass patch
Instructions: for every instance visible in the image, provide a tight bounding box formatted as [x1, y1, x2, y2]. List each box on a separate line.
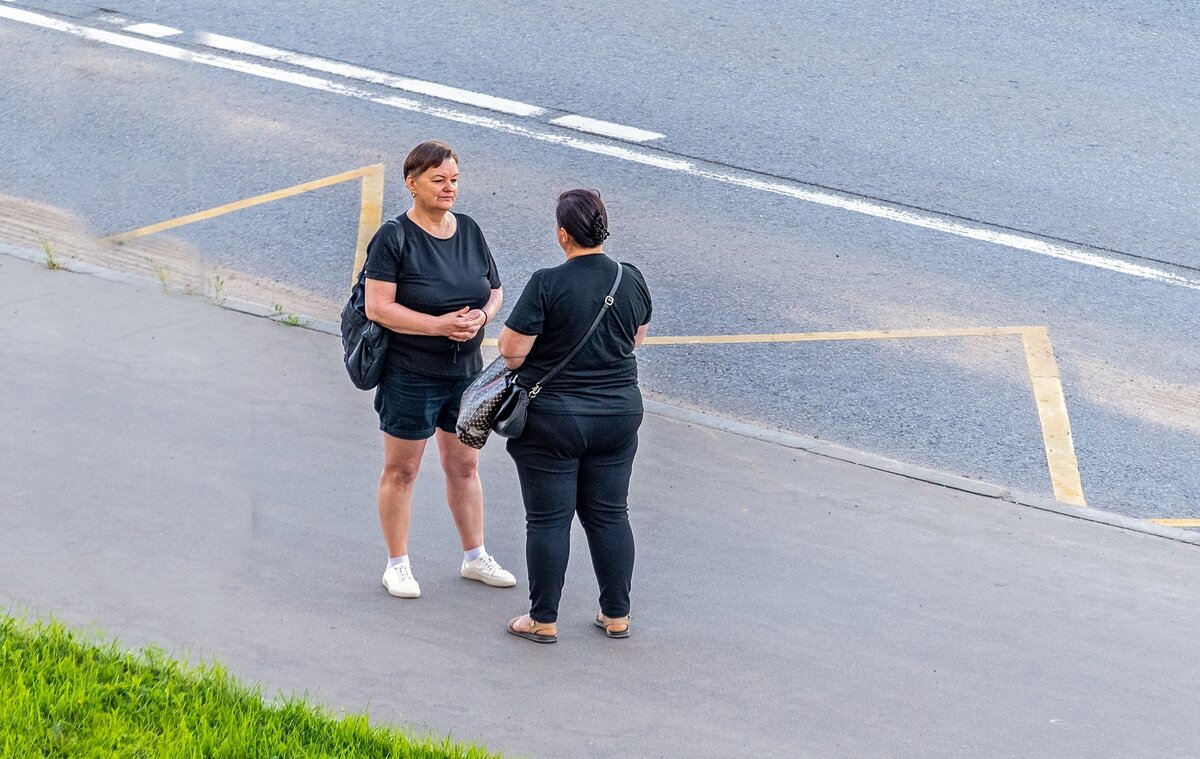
[34, 230, 64, 270]
[0, 614, 498, 758]
[271, 303, 311, 328]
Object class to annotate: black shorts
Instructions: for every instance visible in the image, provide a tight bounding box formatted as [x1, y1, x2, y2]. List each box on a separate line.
[374, 365, 474, 440]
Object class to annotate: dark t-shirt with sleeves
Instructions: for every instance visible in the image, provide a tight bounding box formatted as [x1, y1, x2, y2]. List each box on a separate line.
[505, 254, 652, 415]
[363, 213, 500, 378]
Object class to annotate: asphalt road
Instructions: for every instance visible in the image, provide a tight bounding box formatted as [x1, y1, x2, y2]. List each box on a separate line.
[22, 0, 1200, 269]
[1, 1, 1198, 519]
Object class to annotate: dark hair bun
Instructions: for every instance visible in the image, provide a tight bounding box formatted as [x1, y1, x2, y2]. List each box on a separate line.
[557, 189, 609, 247]
[590, 212, 610, 245]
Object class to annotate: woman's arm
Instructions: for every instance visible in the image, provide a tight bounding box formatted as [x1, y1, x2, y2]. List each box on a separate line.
[364, 278, 475, 340]
[469, 287, 503, 330]
[634, 323, 649, 348]
[497, 326, 537, 370]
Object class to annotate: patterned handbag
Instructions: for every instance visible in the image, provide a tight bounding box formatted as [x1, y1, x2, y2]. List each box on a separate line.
[456, 356, 512, 449]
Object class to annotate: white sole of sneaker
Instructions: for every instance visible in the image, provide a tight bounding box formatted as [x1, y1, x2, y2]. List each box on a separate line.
[461, 571, 516, 588]
[381, 578, 420, 598]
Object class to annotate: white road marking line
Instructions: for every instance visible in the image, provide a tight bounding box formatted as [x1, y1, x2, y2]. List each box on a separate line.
[550, 114, 664, 142]
[1, 6, 193, 59]
[680, 167, 1200, 292]
[370, 95, 693, 171]
[2, 5, 1198, 294]
[123, 22, 181, 38]
[195, 32, 546, 118]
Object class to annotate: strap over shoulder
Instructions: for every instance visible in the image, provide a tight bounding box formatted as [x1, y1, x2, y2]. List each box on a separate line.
[530, 261, 624, 397]
[356, 214, 408, 287]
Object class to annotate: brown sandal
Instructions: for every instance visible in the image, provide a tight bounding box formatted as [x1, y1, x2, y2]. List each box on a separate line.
[507, 614, 557, 644]
[594, 613, 631, 639]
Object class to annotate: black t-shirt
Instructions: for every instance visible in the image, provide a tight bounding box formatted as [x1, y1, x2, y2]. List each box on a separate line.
[505, 254, 652, 415]
[363, 213, 501, 378]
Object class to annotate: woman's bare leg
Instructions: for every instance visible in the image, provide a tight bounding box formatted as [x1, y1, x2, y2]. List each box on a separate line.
[435, 429, 484, 550]
[378, 433, 428, 556]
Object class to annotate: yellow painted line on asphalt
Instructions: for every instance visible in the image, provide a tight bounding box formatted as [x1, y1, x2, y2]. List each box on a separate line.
[1018, 327, 1086, 507]
[96, 163, 1092, 508]
[541, 325, 1085, 507]
[1148, 519, 1200, 527]
[102, 164, 386, 249]
[639, 327, 1028, 345]
[351, 165, 385, 284]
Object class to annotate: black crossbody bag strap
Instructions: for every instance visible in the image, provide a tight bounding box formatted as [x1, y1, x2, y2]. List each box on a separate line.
[528, 261, 624, 399]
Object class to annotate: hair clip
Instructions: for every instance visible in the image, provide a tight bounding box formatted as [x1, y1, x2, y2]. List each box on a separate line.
[591, 213, 610, 244]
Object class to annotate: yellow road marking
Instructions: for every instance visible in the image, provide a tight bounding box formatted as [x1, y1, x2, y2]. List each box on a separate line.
[102, 164, 386, 253]
[1148, 519, 1200, 527]
[1019, 327, 1086, 507]
[640, 327, 1028, 345]
[352, 165, 385, 284]
[502, 325, 1084, 507]
[105, 173, 1088, 507]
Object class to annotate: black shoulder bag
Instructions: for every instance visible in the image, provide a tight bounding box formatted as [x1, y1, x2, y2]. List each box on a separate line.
[456, 262, 623, 447]
[340, 218, 404, 390]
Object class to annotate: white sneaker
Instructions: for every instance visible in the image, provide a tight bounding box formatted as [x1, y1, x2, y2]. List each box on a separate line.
[460, 554, 516, 587]
[381, 562, 421, 598]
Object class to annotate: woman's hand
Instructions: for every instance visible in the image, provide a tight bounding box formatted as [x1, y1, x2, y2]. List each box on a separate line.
[634, 323, 649, 348]
[437, 307, 482, 342]
[448, 308, 488, 342]
[465, 309, 488, 330]
[364, 279, 496, 341]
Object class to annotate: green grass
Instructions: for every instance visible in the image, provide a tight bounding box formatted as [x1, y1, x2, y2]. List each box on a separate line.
[0, 615, 499, 758]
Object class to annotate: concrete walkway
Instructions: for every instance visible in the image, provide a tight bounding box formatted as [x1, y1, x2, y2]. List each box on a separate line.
[2, 252, 1198, 758]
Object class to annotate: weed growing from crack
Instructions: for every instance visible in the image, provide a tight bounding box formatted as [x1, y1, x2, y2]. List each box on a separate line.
[208, 273, 226, 306]
[146, 257, 168, 289]
[34, 230, 64, 270]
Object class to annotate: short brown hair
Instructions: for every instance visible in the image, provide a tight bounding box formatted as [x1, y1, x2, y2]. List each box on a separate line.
[404, 141, 458, 179]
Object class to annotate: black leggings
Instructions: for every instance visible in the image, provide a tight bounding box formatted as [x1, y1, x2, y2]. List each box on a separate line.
[506, 411, 642, 624]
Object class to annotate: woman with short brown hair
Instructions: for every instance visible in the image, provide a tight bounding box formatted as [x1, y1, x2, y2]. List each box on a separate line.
[363, 140, 515, 599]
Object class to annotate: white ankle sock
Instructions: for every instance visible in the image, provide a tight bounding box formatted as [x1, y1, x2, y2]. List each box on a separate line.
[387, 555, 409, 568]
[464, 545, 485, 562]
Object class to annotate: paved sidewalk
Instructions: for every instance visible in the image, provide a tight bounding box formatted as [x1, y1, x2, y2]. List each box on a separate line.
[2, 253, 1199, 758]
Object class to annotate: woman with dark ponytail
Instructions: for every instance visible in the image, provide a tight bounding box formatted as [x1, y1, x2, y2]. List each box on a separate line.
[497, 189, 653, 644]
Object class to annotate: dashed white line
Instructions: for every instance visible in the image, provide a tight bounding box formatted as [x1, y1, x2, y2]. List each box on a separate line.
[550, 114, 664, 142]
[123, 22, 181, 38]
[195, 32, 546, 118]
[198, 32, 671, 141]
[1, 5, 1198, 294]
